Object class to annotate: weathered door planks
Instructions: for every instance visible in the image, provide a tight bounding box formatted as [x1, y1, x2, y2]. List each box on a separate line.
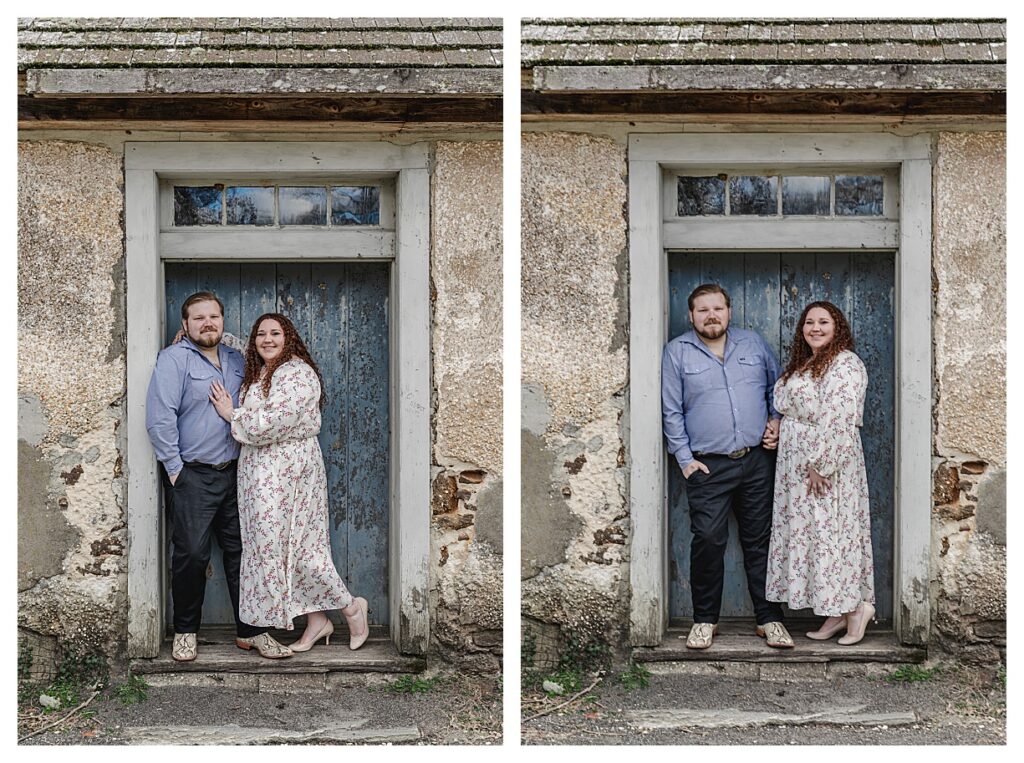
[668, 251, 894, 620]
[164, 261, 390, 627]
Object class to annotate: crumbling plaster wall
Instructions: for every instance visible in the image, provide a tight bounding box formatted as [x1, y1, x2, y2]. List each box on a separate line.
[429, 140, 503, 672]
[521, 132, 629, 667]
[18, 139, 128, 666]
[931, 131, 1006, 662]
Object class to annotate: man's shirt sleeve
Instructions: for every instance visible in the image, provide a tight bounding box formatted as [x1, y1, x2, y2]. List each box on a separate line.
[761, 334, 783, 418]
[145, 350, 184, 477]
[661, 344, 693, 471]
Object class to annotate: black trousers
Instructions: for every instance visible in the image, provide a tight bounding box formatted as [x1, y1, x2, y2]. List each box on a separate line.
[162, 462, 265, 638]
[684, 445, 784, 626]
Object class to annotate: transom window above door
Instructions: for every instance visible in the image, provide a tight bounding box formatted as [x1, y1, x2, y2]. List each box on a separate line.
[671, 168, 898, 220]
[159, 177, 396, 233]
[173, 184, 382, 227]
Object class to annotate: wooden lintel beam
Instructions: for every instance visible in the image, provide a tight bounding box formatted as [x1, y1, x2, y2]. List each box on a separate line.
[18, 95, 503, 123]
[521, 90, 1006, 118]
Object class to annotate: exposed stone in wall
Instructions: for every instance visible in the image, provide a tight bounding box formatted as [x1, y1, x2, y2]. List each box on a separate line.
[429, 140, 503, 671]
[521, 132, 629, 665]
[931, 511, 1006, 664]
[931, 132, 1006, 663]
[18, 139, 127, 662]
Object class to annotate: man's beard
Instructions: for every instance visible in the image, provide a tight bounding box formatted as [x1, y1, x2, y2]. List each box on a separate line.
[696, 322, 726, 340]
[189, 329, 222, 348]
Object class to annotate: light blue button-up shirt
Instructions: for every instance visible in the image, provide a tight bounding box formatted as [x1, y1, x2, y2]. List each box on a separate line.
[661, 328, 782, 471]
[145, 337, 245, 478]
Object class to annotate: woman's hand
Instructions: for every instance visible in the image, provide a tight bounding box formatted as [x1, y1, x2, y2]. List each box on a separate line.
[806, 466, 831, 498]
[209, 382, 235, 422]
[762, 418, 780, 450]
[172, 329, 185, 344]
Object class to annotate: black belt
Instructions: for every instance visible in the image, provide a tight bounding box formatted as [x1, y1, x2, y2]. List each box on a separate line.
[184, 460, 237, 471]
[692, 447, 751, 460]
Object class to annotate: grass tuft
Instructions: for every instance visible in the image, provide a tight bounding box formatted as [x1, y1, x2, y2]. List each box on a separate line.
[886, 664, 940, 683]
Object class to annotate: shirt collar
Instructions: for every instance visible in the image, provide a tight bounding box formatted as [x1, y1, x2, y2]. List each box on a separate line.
[181, 335, 228, 365]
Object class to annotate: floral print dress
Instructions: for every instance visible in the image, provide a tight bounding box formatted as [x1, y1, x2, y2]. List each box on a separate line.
[231, 358, 353, 629]
[765, 350, 875, 617]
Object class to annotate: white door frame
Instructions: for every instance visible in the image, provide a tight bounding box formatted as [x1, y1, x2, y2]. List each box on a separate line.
[627, 132, 933, 647]
[125, 142, 431, 657]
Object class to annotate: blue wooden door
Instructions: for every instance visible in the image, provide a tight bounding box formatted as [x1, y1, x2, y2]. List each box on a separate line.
[164, 262, 390, 627]
[667, 252, 894, 621]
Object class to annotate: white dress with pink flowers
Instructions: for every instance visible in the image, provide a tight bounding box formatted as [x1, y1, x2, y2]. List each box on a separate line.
[231, 358, 353, 629]
[765, 350, 875, 617]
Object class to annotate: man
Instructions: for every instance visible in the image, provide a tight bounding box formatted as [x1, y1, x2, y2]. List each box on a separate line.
[661, 284, 792, 649]
[146, 292, 291, 661]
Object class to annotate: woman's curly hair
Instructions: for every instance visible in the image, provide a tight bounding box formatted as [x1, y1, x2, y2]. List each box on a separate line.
[780, 301, 855, 383]
[240, 312, 326, 408]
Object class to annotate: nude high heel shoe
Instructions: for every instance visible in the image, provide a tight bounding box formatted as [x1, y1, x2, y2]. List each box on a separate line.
[837, 602, 876, 645]
[806, 615, 847, 641]
[345, 597, 369, 650]
[290, 619, 334, 653]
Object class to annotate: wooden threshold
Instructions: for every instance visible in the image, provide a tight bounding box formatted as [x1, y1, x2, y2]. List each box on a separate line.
[131, 625, 424, 676]
[633, 618, 926, 664]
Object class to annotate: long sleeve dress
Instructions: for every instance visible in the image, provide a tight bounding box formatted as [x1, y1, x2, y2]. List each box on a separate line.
[765, 350, 875, 617]
[231, 358, 353, 629]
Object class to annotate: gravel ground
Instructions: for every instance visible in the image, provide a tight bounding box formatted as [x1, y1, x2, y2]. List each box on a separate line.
[522, 663, 1006, 745]
[18, 673, 502, 746]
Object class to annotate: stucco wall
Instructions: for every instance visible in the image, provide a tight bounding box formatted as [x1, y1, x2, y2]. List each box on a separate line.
[18, 139, 128, 667]
[429, 140, 504, 672]
[930, 131, 1006, 662]
[521, 132, 629, 667]
[18, 132, 504, 673]
[518, 125, 1006, 667]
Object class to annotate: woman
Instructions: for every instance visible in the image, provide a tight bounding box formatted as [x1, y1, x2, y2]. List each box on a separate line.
[209, 313, 369, 652]
[764, 301, 875, 645]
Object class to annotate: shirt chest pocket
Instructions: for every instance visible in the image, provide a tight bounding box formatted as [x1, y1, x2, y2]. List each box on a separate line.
[185, 367, 216, 404]
[682, 362, 722, 392]
[736, 354, 765, 384]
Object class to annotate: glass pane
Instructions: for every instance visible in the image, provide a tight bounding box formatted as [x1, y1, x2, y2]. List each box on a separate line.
[782, 176, 830, 215]
[677, 176, 725, 216]
[729, 176, 778, 216]
[835, 175, 884, 216]
[331, 186, 381, 226]
[226, 186, 275, 226]
[280, 186, 328, 226]
[174, 186, 222, 226]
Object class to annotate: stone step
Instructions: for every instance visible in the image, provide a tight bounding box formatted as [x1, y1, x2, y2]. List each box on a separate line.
[633, 620, 926, 667]
[130, 627, 425, 692]
[119, 721, 422, 745]
[624, 706, 918, 730]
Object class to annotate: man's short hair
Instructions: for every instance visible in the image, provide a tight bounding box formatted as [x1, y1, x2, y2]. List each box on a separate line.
[687, 283, 731, 311]
[181, 291, 225, 322]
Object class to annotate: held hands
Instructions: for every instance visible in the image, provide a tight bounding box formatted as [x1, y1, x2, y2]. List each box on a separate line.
[208, 382, 234, 422]
[806, 465, 831, 498]
[682, 460, 710, 479]
[761, 418, 780, 450]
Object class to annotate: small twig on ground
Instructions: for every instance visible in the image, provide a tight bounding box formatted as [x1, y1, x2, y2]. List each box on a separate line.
[522, 677, 602, 723]
[18, 691, 100, 743]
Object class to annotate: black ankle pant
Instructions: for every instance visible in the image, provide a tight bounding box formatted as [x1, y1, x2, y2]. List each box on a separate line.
[684, 446, 784, 626]
[162, 462, 265, 638]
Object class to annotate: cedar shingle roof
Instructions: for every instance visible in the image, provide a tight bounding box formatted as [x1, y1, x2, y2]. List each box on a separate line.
[18, 17, 502, 96]
[522, 18, 1005, 92]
